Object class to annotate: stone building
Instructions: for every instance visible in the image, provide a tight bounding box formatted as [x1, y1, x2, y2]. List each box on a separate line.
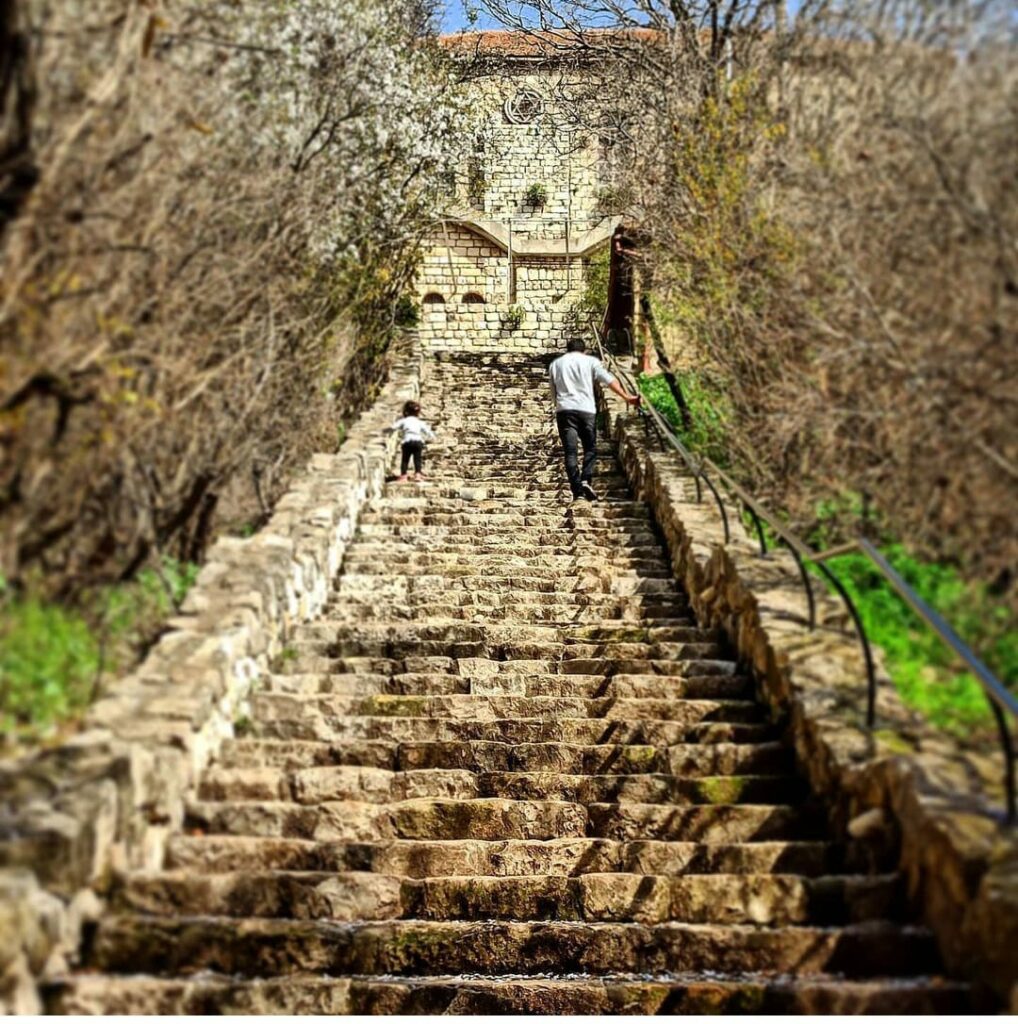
[418, 32, 626, 355]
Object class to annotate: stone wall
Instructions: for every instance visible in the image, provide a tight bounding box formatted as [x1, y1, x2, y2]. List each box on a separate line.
[0, 339, 423, 1014]
[417, 224, 588, 355]
[455, 71, 602, 234]
[603, 397, 1018, 1008]
[417, 61, 605, 356]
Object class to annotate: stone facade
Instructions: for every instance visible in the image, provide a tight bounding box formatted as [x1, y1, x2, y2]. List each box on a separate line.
[453, 70, 603, 235]
[418, 222, 588, 353]
[417, 38, 617, 355]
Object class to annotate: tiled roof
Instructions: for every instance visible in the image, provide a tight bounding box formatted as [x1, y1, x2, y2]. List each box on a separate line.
[437, 28, 661, 59]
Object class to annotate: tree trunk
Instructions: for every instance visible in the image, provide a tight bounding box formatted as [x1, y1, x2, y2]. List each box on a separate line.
[0, 0, 38, 230]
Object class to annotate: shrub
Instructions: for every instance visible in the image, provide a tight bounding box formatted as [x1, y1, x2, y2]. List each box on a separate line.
[502, 304, 525, 330]
[524, 183, 548, 207]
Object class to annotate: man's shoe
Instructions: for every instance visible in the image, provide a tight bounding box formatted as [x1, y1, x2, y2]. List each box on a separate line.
[579, 482, 599, 501]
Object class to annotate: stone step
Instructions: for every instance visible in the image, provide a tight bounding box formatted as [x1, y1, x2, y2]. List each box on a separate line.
[248, 694, 766, 727]
[184, 798, 816, 842]
[331, 586, 686, 608]
[198, 765, 799, 806]
[342, 540, 665, 558]
[324, 605, 695, 626]
[296, 622, 715, 646]
[334, 573, 684, 596]
[165, 835, 847, 878]
[282, 656, 749, 683]
[87, 917, 941, 979]
[115, 870, 901, 926]
[354, 524, 663, 543]
[48, 973, 972, 1015]
[367, 495, 654, 512]
[265, 672, 753, 700]
[288, 644, 728, 669]
[340, 555, 672, 575]
[277, 655, 738, 679]
[251, 715, 778, 746]
[382, 484, 636, 500]
[359, 513, 660, 531]
[360, 505, 655, 524]
[217, 738, 790, 775]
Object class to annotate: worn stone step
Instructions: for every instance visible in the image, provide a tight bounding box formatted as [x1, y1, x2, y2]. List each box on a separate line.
[340, 558, 673, 579]
[292, 644, 727, 668]
[88, 917, 941, 978]
[253, 715, 778, 746]
[218, 738, 790, 776]
[115, 869, 901, 926]
[343, 542, 666, 560]
[332, 581, 687, 607]
[365, 498, 654, 516]
[184, 798, 814, 842]
[337, 572, 683, 594]
[355, 523, 663, 543]
[165, 835, 847, 878]
[296, 623, 713, 646]
[48, 972, 972, 1015]
[249, 694, 766, 727]
[282, 655, 742, 680]
[266, 672, 753, 700]
[317, 603, 697, 626]
[198, 765, 799, 806]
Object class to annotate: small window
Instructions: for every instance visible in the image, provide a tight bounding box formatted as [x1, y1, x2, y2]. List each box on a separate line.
[462, 292, 485, 305]
[422, 293, 445, 305]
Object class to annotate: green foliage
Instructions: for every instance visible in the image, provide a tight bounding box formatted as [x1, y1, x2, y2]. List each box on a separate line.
[523, 182, 548, 207]
[502, 304, 524, 331]
[817, 545, 1017, 733]
[652, 77, 798, 397]
[639, 372, 731, 465]
[394, 294, 420, 328]
[0, 555, 200, 745]
[0, 599, 100, 740]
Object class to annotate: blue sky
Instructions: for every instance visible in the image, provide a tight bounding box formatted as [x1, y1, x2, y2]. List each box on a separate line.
[439, 1, 805, 33]
[439, 1, 499, 33]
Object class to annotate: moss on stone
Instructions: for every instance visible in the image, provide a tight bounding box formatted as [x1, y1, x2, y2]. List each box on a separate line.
[366, 695, 428, 717]
[873, 729, 917, 755]
[696, 776, 749, 804]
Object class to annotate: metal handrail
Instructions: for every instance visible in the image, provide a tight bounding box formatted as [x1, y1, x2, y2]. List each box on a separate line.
[592, 319, 1017, 824]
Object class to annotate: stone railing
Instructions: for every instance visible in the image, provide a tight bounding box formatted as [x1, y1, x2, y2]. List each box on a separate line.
[0, 338, 423, 1013]
[604, 398, 1018, 1009]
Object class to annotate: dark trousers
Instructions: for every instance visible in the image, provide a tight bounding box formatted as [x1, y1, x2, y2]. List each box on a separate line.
[400, 441, 424, 475]
[556, 411, 597, 497]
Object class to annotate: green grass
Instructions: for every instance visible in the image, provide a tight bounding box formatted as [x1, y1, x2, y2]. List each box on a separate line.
[816, 546, 1016, 734]
[639, 372, 731, 466]
[0, 556, 199, 745]
[636, 368, 1016, 734]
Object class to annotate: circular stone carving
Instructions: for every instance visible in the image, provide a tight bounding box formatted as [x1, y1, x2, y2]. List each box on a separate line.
[504, 88, 544, 124]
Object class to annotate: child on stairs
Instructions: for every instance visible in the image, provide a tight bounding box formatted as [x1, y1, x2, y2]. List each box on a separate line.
[390, 400, 435, 483]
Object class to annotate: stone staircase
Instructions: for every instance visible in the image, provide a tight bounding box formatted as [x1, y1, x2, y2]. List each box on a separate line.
[49, 352, 970, 1014]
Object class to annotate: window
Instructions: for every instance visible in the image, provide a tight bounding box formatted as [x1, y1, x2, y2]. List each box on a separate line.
[462, 292, 485, 305]
[422, 293, 445, 305]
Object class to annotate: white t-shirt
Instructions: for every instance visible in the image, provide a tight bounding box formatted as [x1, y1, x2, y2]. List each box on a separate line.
[548, 351, 615, 415]
[392, 415, 434, 444]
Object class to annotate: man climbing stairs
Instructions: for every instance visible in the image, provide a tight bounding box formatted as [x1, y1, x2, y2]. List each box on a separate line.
[49, 352, 970, 1014]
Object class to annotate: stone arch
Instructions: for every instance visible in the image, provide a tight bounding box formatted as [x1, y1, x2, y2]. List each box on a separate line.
[422, 292, 446, 305]
[461, 292, 486, 305]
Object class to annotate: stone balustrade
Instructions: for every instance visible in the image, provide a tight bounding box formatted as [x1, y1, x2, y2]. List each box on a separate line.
[0, 339, 423, 1013]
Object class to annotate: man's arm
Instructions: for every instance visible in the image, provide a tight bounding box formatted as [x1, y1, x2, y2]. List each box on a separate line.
[592, 358, 640, 407]
[608, 379, 642, 407]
